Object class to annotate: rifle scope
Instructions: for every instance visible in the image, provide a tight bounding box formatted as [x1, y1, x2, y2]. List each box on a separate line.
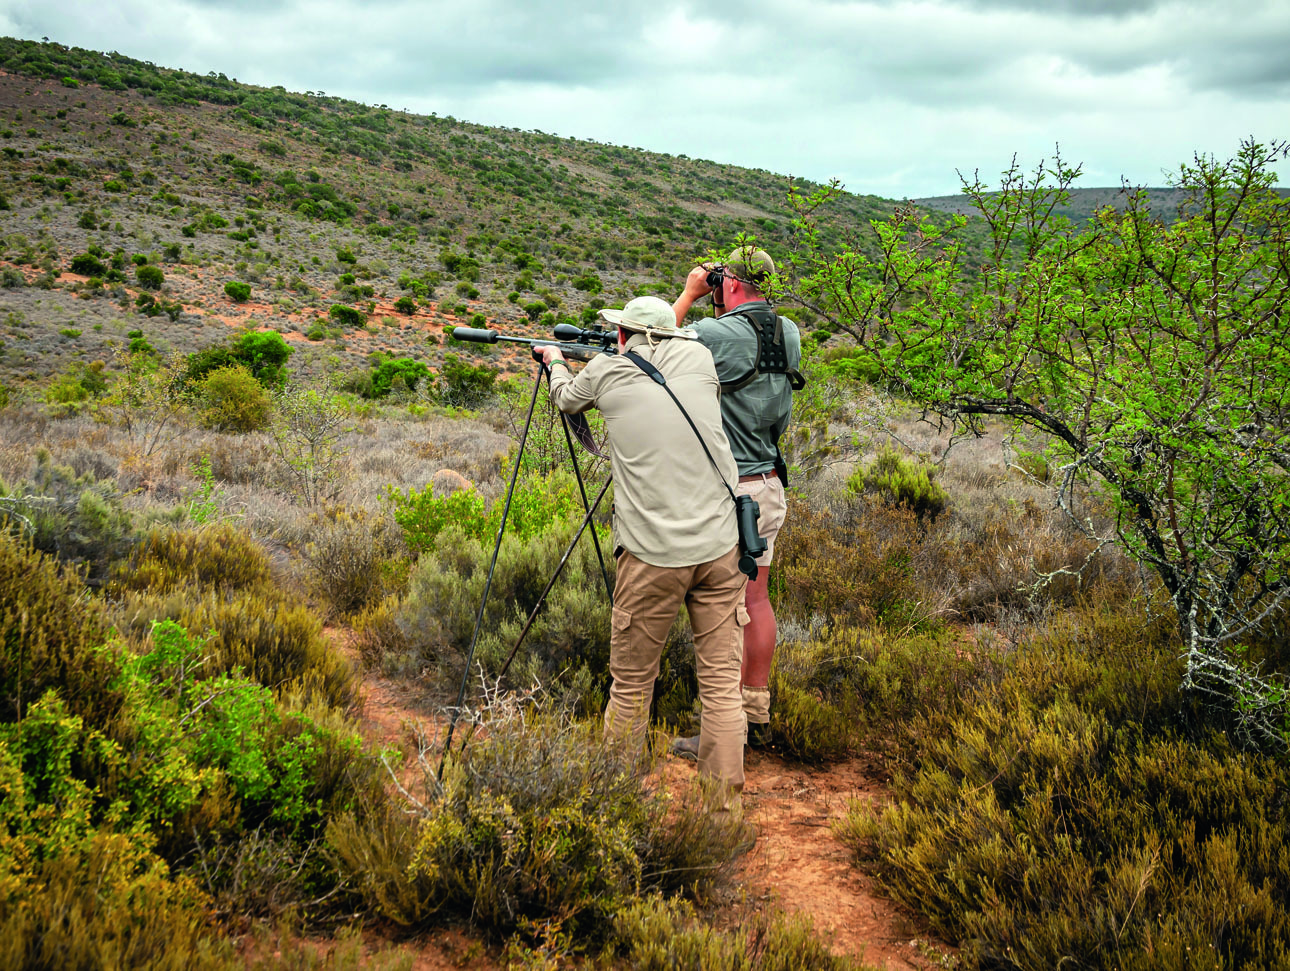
[450, 322, 617, 360]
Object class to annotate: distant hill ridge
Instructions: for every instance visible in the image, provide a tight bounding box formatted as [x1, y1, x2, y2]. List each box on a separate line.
[916, 185, 1290, 225]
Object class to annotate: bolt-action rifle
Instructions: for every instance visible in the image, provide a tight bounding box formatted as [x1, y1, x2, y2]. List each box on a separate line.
[450, 322, 617, 361]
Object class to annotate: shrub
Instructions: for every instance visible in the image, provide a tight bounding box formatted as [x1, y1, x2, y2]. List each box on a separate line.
[301, 507, 406, 618]
[846, 446, 948, 522]
[0, 530, 116, 725]
[438, 352, 498, 408]
[229, 330, 291, 388]
[0, 584, 388, 935]
[136, 264, 165, 290]
[389, 508, 682, 713]
[186, 331, 291, 390]
[0, 451, 134, 586]
[329, 701, 751, 942]
[127, 329, 156, 356]
[367, 356, 429, 399]
[767, 626, 980, 763]
[118, 589, 354, 712]
[198, 365, 272, 432]
[612, 895, 865, 970]
[224, 280, 251, 302]
[828, 609, 1290, 971]
[393, 294, 416, 314]
[70, 252, 106, 276]
[109, 524, 354, 710]
[388, 467, 582, 553]
[0, 829, 234, 971]
[328, 304, 366, 329]
[48, 361, 107, 403]
[774, 493, 929, 632]
[110, 523, 272, 599]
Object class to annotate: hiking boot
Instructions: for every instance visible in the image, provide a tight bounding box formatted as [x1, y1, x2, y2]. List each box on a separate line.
[747, 720, 771, 748]
[670, 734, 700, 762]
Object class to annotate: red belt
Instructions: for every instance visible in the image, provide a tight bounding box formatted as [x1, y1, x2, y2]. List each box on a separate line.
[738, 472, 773, 483]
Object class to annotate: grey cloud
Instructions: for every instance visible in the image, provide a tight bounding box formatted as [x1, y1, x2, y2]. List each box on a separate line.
[234, 0, 663, 94]
[956, 0, 1166, 14]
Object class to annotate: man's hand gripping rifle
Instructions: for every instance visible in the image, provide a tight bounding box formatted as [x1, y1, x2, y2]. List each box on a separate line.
[449, 321, 611, 456]
[450, 322, 617, 363]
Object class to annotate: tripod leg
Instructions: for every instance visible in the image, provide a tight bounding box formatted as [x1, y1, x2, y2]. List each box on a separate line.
[493, 475, 613, 684]
[438, 365, 545, 780]
[559, 410, 614, 605]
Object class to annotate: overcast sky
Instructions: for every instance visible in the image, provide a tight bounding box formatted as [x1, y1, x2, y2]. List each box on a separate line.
[3, 0, 1287, 198]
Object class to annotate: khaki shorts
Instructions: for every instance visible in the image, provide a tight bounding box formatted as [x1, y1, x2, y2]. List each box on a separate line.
[736, 474, 787, 566]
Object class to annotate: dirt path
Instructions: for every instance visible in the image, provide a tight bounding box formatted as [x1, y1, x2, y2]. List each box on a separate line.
[735, 750, 936, 969]
[335, 638, 948, 969]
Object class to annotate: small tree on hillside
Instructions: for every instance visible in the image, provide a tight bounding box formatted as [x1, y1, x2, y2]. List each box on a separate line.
[270, 386, 349, 506]
[786, 139, 1290, 751]
[98, 349, 192, 456]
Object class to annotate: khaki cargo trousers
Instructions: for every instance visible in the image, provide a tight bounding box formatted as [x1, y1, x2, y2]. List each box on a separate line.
[605, 545, 749, 791]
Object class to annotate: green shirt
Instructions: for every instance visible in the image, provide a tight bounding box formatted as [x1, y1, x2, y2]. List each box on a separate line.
[690, 303, 801, 475]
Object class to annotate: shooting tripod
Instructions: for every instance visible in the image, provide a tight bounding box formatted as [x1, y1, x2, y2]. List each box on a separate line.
[436, 324, 617, 777]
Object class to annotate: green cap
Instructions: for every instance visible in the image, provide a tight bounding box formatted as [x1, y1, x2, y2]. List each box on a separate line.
[726, 245, 775, 286]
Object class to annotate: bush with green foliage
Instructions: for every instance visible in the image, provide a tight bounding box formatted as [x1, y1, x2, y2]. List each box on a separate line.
[846, 446, 948, 522]
[198, 364, 272, 432]
[328, 304, 366, 328]
[366, 355, 430, 399]
[224, 280, 252, 302]
[0, 530, 388, 961]
[438, 352, 499, 408]
[393, 294, 416, 314]
[110, 524, 355, 710]
[330, 701, 750, 945]
[186, 330, 291, 390]
[69, 252, 105, 276]
[136, 264, 164, 290]
[388, 467, 583, 553]
[833, 596, 1290, 971]
[43, 360, 107, 410]
[126, 328, 156, 356]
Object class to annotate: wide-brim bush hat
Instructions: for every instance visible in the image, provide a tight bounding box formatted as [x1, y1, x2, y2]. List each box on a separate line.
[599, 295, 698, 340]
[725, 245, 775, 286]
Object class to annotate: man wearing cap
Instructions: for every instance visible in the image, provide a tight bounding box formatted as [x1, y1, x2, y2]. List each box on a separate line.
[537, 295, 749, 800]
[670, 244, 803, 755]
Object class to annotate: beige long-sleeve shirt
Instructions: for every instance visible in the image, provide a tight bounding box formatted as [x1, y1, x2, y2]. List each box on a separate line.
[548, 333, 738, 568]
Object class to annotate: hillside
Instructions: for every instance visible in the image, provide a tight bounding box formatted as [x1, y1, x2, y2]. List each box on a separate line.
[0, 36, 899, 390]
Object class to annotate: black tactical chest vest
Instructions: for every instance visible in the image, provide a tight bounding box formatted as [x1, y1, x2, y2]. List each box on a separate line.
[717, 305, 807, 393]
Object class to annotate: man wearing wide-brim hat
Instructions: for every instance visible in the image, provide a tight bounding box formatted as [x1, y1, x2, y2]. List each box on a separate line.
[539, 295, 749, 803]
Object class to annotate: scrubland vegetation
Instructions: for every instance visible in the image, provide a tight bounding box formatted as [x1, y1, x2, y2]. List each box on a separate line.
[1, 34, 1289, 971]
